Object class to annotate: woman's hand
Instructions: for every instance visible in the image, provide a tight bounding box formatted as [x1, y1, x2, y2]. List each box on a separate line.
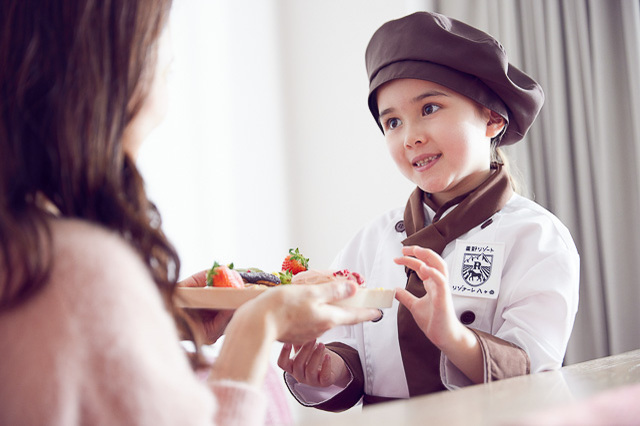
[255, 280, 380, 344]
[394, 245, 484, 383]
[277, 340, 350, 388]
[177, 269, 208, 288]
[211, 280, 379, 386]
[178, 269, 233, 345]
[183, 308, 234, 345]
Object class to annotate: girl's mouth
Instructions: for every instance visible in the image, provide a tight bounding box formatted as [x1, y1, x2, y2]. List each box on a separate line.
[413, 154, 441, 168]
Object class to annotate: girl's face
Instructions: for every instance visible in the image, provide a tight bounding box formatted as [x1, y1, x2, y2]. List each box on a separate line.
[376, 78, 505, 206]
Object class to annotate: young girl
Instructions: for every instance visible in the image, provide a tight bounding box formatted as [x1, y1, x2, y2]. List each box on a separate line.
[278, 11, 580, 411]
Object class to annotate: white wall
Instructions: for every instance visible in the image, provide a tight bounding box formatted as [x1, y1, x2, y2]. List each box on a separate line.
[275, 0, 415, 269]
[139, 0, 291, 277]
[139, 0, 417, 277]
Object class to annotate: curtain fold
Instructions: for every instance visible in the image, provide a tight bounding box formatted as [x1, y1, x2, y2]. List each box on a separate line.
[420, 0, 640, 364]
[587, 0, 640, 360]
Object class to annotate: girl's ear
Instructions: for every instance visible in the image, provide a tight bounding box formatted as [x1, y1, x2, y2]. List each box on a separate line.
[486, 111, 506, 138]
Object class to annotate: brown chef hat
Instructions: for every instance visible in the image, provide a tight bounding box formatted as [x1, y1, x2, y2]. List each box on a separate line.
[366, 11, 544, 145]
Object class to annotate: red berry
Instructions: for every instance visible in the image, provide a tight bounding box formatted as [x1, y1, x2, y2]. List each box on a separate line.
[333, 269, 365, 286]
[281, 248, 309, 275]
[206, 262, 244, 288]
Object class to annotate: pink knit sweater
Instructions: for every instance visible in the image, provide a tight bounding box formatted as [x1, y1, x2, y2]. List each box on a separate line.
[0, 219, 266, 425]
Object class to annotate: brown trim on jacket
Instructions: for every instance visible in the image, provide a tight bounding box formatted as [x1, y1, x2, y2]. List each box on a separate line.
[311, 343, 365, 412]
[470, 328, 531, 381]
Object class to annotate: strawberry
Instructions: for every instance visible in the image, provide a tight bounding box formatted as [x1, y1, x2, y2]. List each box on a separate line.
[206, 262, 244, 288]
[281, 248, 309, 275]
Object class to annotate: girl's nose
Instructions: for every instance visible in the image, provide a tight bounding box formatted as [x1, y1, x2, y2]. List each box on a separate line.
[404, 123, 425, 148]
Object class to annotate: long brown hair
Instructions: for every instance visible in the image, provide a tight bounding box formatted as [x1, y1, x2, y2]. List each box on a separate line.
[0, 1, 178, 312]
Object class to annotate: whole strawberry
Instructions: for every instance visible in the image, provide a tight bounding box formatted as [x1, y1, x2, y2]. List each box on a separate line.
[206, 262, 244, 288]
[281, 248, 309, 275]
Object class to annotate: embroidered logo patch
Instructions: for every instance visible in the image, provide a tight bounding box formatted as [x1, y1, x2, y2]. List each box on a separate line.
[461, 252, 493, 286]
[451, 240, 504, 299]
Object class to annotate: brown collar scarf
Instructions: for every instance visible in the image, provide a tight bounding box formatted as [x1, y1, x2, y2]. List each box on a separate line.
[398, 163, 513, 396]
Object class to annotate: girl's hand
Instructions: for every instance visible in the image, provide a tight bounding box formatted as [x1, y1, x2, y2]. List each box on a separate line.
[394, 245, 484, 383]
[277, 340, 350, 388]
[393, 246, 461, 349]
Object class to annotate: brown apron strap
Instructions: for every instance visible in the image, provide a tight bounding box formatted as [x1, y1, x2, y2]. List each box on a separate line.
[398, 164, 513, 397]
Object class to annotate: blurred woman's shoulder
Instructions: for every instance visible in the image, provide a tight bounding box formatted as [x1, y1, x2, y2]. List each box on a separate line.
[48, 218, 156, 297]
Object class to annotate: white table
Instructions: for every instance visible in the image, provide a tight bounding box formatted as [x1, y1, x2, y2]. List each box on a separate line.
[303, 349, 640, 425]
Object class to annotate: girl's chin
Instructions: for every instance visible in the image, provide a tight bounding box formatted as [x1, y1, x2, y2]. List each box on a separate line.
[416, 181, 455, 204]
[416, 180, 445, 195]
[406, 171, 451, 196]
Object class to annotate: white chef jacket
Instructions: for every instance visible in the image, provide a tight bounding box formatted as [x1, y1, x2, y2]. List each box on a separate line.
[286, 193, 580, 405]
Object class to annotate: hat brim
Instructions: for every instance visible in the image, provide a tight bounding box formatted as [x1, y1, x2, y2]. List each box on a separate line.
[368, 61, 510, 137]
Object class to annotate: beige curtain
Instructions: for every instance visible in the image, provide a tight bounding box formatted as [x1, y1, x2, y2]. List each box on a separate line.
[419, 0, 640, 364]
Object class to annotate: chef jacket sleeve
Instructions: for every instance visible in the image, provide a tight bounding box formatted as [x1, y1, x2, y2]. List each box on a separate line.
[442, 244, 579, 388]
[283, 342, 363, 412]
[440, 329, 530, 388]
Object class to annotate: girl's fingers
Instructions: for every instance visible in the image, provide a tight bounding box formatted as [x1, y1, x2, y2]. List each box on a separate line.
[421, 268, 447, 291]
[291, 340, 318, 380]
[305, 342, 328, 385]
[318, 353, 333, 387]
[394, 255, 436, 282]
[395, 254, 448, 288]
[401, 246, 448, 276]
[277, 343, 294, 373]
[395, 287, 418, 309]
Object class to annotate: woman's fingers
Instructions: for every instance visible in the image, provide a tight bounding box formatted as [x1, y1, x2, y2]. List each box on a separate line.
[177, 269, 208, 287]
[201, 309, 234, 343]
[326, 305, 381, 326]
[316, 280, 358, 303]
[295, 282, 381, 323]
[181, 308, 234, 345]
[263, 282, 381, 345]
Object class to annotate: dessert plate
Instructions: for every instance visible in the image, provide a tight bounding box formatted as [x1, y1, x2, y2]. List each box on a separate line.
[175, 287, 395, 309]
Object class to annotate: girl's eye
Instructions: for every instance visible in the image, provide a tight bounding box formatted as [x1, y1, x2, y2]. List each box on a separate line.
[386, 118, 401, 130]
[423, 104, 440, 115]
